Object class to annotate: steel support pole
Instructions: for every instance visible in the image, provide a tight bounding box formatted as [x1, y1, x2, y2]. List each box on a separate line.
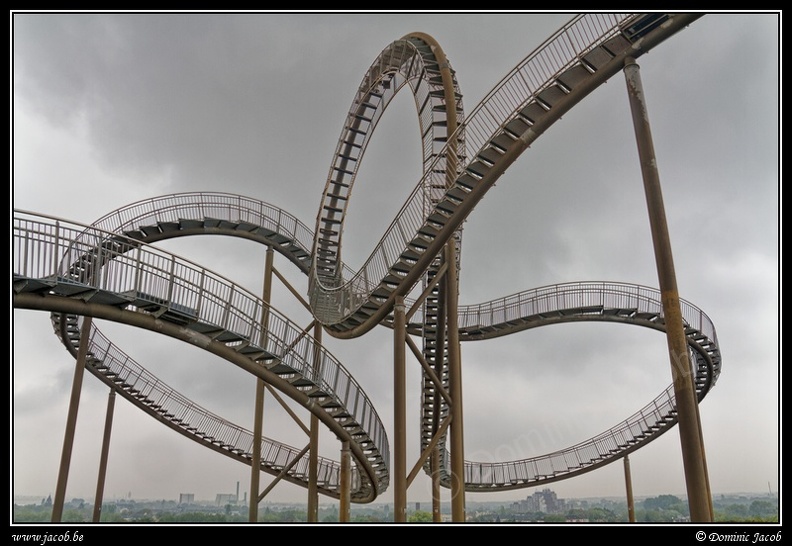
[623, 455, 635, 523]
[249, 245, 274, 522]
[92, 389, 116, 522]
[393, 295, 407, 522]
[307, 322, 322, 522]
[445, 241, 466, 522]
[52, 315, 92, 522]
[431, 448, 441, 522]
[339, 440, 351, 522]
[623, 57, 713, 522]
[426, 31, 467, 523]
[432, 261, 447, 525]
[249, 377, 265, 522]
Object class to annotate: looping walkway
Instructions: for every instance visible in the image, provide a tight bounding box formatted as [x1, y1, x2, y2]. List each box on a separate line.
[13, 13, 717, 503]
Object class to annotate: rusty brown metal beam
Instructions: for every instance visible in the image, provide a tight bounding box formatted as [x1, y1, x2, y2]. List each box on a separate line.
[52, 315, 92, 522]
[624, 56, 713, 522]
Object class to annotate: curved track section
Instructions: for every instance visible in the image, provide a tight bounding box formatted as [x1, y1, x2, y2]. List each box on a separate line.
[12, 13, 718, 500]
[13, 211, 389, 502]
[50, 313, 348, 498]
[40, 191, 719, 493]
[451, 281, 720, 490]
[312, 33, 465, 295]
[307, 13, 701, 338]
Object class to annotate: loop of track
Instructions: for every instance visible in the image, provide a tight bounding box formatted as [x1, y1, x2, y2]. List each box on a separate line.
[13, 13, 719, 501]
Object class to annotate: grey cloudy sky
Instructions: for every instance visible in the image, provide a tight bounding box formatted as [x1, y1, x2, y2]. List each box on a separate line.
[12, 12, 779, 509]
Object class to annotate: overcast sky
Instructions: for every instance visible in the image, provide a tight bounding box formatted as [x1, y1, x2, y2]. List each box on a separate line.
[12, 11, 779, 510]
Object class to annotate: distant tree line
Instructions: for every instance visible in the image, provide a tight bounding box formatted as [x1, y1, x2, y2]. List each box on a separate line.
[468, 495, 778, 523]
[13, 494, 778, 523]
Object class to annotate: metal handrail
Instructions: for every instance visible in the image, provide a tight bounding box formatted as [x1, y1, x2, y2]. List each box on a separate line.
[308, 14, 640, 327]
[52, 314, 347, 488]
[457, 280, 718, 345]
[13, 209, 388, 496]
[42, 193, 720, 491]
[13, 13, 716, 496]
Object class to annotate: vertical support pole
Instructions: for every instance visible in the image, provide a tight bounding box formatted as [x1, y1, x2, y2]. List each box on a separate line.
[92, 388, 116, 522]
[623, 455, 635, 523]
[430, 32, 467, 523]
[431, 448, 441, 522]
[623, 57, 713, 522]
[432, 262, 447, 524]
[446, 241, 466, 522]
[307, 322, 322, 522]
[401, 32, 466, 521]
[393, 296, 407, 522]
[249, 245, 274, 523]
[339, 440, 351, 522]
[248, 377, 265, 523]
[52, 315, 92, 522]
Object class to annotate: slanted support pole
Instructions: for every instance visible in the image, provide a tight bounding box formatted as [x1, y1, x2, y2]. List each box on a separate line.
[92, 388, 116, 522]
[52, 315, 92, 522]
[624, 57, 713, 522]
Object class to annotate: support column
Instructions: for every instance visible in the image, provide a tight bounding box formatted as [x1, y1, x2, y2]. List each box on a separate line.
[339, 440, 351, 522]
[393, 296, 407, 523]
[52, 315, 92, 522]
[92, 389, 116, 522]
[623, 57, 713, 522]
[435, 33, 466, 523]
[445, 240, 466, 522]
[431, 447, 441, 522]
[623, 455, 635, 523]
[249, 246, 274, 522]
[431, 261, 447, 525]
[307, 322, 322, 522]
[249, 377, 265, 523]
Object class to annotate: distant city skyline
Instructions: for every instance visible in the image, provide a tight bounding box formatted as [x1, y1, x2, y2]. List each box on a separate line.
[13, 486, 779, 508]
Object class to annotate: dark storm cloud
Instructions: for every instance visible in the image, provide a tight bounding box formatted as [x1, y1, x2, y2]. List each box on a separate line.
[12, 12, 779, 504]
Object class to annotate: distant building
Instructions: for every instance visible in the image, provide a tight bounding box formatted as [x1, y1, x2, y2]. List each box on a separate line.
[515, 488, 566, 513]
[179, 493, 194, 505]
[216, 493, 237, 505]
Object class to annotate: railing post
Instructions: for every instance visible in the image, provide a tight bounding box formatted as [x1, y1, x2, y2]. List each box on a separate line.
[133, 247, 142, 294]
[166, 255, 176, 305]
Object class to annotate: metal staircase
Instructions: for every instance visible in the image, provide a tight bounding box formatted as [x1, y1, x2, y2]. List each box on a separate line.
[13, 13, 717, 502]
[307, 14, 702, 338]
[13, 211, 388, 502]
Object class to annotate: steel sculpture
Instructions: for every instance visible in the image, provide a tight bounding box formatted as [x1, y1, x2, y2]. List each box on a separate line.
[13, 13, 719, 522]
